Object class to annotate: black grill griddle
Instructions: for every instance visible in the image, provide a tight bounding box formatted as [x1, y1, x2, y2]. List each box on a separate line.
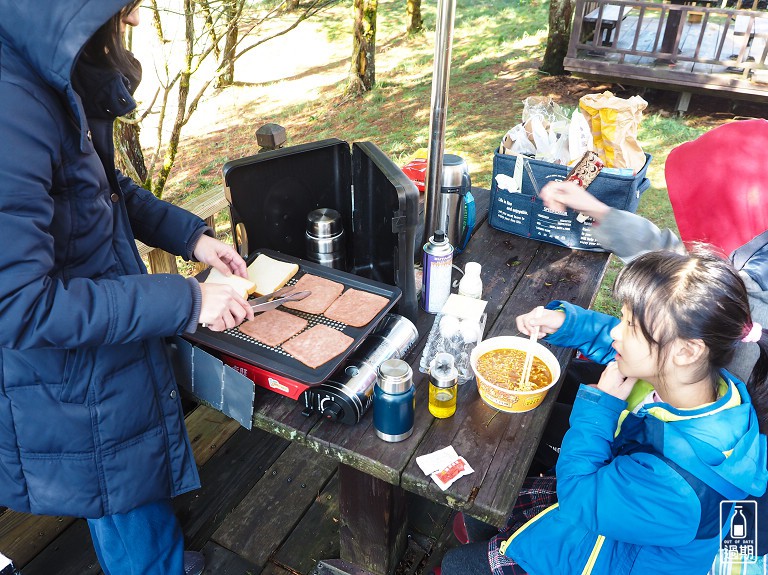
[185, 249, 401, 385]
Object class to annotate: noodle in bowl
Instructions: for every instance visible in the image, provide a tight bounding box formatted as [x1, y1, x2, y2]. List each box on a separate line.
[470, 336, 561, 413]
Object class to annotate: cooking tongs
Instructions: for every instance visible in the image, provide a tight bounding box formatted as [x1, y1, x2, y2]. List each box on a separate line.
[249, 285, 310, 312]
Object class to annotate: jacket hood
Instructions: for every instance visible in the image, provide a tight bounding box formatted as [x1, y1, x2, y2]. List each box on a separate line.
[628, 375, 767, 498]
[0, 0, 129, 93]
[0, 0, 134, 150]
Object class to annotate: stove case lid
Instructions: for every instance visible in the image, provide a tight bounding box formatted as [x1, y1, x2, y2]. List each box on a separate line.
[223, 139, 419, 322]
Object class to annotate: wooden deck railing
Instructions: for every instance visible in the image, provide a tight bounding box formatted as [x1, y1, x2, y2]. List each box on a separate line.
[565, 0, 768, 104]
[136, 186, 230, 274]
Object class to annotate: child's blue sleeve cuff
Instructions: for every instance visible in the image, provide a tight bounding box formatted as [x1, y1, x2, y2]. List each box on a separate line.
[542, 301, 618, 364]
[575, 383, 628, 414]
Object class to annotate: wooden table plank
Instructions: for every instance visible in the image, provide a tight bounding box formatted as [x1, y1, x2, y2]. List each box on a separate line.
[199, 541, 260, 574]
[252, 386, 322, 444]
[466, 245, 609, 525]
[212, 442, 338, 569]
[175, 427, 291, 550]
[398, 225, 551, 512]
[271, 474, 341, 574]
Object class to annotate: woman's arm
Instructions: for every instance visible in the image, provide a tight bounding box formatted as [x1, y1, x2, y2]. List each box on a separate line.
[118, 171, 210, 261]
[0, 92, 200, 348]
[119, 173, 248, 279]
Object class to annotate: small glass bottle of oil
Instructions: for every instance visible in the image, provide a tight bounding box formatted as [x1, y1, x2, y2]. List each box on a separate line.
[428, 352, 459, 418]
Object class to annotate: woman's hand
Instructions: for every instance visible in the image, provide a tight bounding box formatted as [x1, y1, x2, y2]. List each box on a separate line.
[193, 234, 248, 279]
[596, 361, 637, 400]
[540, 181, 610, 222]
[516, 307, 565, 339]
[198, 283, 254, 331]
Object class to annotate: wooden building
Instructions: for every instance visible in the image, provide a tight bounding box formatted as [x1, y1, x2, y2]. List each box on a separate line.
[564, 0, 768, 111]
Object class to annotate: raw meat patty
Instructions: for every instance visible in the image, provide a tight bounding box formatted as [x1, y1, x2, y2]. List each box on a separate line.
[282, 274, 344, 315]
[324, 289, 388, 327]
[238, 309, 308, 347]
[282, 324, 353, 368]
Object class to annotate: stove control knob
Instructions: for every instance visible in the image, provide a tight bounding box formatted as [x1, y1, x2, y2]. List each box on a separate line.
[322, 402, 343, 421]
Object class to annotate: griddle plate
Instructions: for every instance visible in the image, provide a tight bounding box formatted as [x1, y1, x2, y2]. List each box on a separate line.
[184, 249, 401, 385]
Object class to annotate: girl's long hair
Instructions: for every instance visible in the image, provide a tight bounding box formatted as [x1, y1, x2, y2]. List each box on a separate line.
[614, 248, 768, 433]
[79, 0, 142, 81]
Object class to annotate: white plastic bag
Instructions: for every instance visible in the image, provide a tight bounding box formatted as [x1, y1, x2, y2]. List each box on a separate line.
[500, 98, 574, 164]
[500, 124, 536, 156]
[568, 109, 594, 163]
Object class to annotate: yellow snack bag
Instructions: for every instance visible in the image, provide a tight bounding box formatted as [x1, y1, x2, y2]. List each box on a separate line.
[579, 91, 647, 172]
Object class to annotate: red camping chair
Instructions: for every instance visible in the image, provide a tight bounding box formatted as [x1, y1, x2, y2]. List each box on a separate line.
[665, 119, 768, 256]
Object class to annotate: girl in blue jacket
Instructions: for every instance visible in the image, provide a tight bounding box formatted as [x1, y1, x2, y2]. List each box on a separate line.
[442, 248, 768, 575]
[0, 2, 254, 574]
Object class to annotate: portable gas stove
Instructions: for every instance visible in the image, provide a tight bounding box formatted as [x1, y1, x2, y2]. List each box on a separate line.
[186, 251, 418, 424]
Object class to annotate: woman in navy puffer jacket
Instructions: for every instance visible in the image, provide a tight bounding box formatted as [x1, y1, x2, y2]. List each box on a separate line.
[0, 1, 254, 573]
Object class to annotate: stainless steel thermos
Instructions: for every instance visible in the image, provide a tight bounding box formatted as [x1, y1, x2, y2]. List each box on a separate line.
[374, 359, 415, 442]
[306, 208, 346, 269]
[438, 154, 473, 252]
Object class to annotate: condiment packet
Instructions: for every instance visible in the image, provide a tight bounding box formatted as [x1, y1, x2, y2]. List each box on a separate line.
[416, 446, 460, 476]
[416, 446, 475, 490]
[430, 457, 474, 491]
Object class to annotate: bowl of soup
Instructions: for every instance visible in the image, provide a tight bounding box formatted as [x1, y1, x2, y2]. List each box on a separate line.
[470, 336, 561, 413]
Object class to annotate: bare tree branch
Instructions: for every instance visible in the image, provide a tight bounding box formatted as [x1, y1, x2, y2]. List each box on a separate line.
[122, 0, 343, 198]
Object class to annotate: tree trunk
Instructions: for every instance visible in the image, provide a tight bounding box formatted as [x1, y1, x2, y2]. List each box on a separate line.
[153, 0, 194, 199]
[216, 0, 239, 88]
[406, 0, 422, 34]
[114, 117, 148, 186]
[541, 0, 574, 75]
[116, 10, 147, 187]
[286, 0, 300, 10]
[347, 0, 378, 95]
[199, 0, 222, 61]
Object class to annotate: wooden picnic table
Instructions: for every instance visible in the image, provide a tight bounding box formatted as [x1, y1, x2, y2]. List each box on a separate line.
[222, 188, 611, 575]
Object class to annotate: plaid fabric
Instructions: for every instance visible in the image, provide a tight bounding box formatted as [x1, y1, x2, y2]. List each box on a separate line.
[487, 475, 558, 575]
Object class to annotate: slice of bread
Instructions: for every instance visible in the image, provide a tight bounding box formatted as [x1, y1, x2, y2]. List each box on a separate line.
[204, 268, 257, 299]
[247, 254, 299, 296]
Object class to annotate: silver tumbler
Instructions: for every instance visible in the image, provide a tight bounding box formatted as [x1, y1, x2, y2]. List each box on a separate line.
[306, 208, 346, 269]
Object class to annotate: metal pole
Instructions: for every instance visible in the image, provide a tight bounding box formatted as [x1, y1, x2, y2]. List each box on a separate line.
[423, 0, 457, 245]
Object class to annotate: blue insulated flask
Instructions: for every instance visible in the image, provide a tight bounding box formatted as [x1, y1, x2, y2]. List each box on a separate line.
[374, 359, 415, 442]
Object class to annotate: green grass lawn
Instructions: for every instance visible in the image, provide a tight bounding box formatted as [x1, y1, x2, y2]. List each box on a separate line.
[160, 0, 760, 313]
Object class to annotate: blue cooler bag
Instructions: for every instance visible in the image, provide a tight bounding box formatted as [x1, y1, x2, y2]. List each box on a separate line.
[489, 152, 652, 251]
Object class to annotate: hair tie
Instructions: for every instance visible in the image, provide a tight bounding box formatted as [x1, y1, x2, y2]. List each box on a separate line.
[742, 322, 763, 343]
